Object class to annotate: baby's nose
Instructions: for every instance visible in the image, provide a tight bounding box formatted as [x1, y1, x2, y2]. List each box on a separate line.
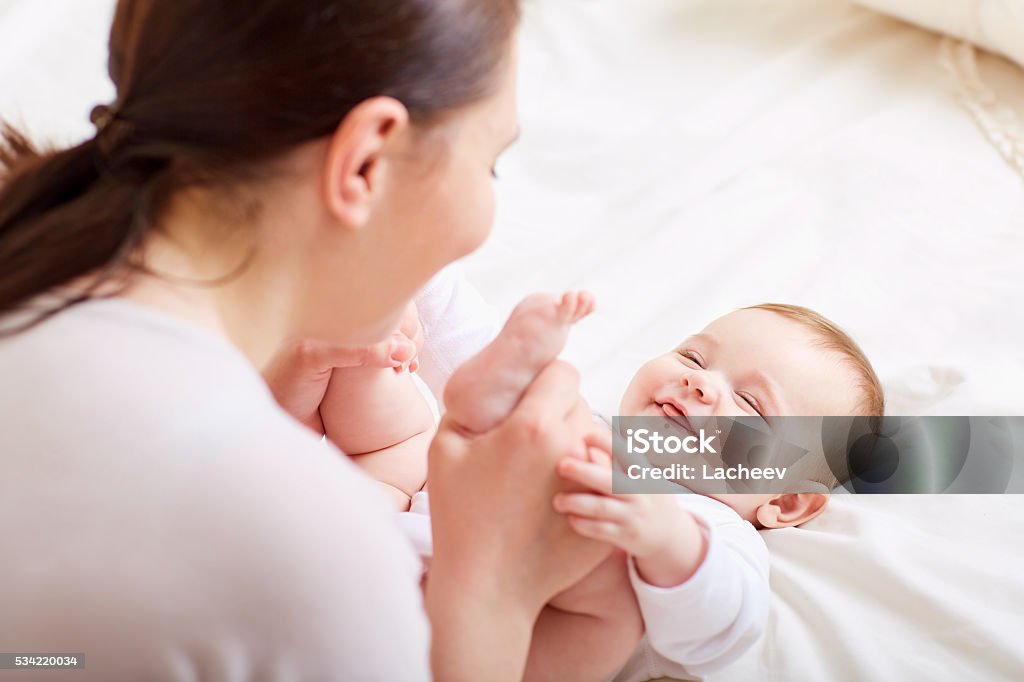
[682, 374, 719, 403]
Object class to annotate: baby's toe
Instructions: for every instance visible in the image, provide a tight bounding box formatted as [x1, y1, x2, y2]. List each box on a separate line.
[560, 291, 596, 324]
[575, 291, 596, 321]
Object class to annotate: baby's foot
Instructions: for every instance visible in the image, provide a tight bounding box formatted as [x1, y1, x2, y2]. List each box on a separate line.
[444, 291, 595, 434]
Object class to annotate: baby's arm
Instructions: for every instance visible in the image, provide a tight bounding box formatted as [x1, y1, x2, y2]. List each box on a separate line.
[554, 451, 708, 585]
[555, 452, 770, 677]
[625, 511, 770, 678]
[320, 305, 435, 510]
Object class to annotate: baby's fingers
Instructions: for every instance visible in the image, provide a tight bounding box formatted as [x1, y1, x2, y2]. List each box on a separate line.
[557, 457, 613, 495]
[553, 492, 629, 523]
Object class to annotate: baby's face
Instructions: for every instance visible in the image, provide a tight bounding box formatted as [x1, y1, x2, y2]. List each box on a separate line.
[620, 308, 862, 421]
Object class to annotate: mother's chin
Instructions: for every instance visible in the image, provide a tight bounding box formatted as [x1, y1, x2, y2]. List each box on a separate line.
[342, 305, 409, 347]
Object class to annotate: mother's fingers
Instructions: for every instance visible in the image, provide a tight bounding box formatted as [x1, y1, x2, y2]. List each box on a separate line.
[566, 517, 622, 544]
[584, 425, 612, 452]
[318, 334, 415, 369]
[398, 303, 425, 353]
[587, 446, 613, 469]
[262, 333, 416, 435]
[276, 336, 410, 373]
[583, 425, 613, 465]
[511, 361, 581, 428]
[557, 457, 613, 495]
[554, 492, 629, 522]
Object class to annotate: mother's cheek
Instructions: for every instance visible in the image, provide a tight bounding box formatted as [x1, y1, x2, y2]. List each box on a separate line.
[447, 181, 496, 261]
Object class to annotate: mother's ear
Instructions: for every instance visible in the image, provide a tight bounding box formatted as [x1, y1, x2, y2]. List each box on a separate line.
[323, 96, 410, 230]
[755, 493, 828, 529]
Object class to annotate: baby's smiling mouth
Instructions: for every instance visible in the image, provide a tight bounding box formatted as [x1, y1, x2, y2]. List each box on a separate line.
[653, 397, 697, 438]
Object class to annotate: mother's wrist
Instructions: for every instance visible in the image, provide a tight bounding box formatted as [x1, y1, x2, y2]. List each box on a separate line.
[428, 553, 547, 620]
[425, 560, 539, 682]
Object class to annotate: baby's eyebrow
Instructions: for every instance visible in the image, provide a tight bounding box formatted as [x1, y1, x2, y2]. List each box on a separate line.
[679, 332, 717, 349]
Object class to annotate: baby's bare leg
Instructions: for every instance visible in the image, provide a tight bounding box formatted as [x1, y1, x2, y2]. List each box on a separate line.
[525, 550, 644, 682]
[444, 292, 594, 434]
[321, 366, 435, 510]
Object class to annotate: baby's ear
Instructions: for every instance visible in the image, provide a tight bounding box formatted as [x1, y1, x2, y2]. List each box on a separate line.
[756, 493, 828, 529]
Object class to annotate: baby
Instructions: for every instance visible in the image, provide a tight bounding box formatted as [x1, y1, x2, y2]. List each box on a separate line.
[320, 294, 883, 681]
[545, 302, 884, 681]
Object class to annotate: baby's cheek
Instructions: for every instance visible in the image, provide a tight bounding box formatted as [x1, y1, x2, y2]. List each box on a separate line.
[645, 356, 682, 386]
[621, 354, 682, 413]
[618, 388, 641, 415]
[620, 370, 659, 413]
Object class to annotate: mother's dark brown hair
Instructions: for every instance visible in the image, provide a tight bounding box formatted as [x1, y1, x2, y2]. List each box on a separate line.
[0, 0, 519, 332]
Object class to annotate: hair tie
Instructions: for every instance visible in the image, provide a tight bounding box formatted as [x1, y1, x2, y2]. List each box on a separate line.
[90, 103, 117, 130]
[89, 103, 133, 159]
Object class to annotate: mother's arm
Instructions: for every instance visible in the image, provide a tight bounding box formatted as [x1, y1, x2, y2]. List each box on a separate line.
[426, 361, 613, 680]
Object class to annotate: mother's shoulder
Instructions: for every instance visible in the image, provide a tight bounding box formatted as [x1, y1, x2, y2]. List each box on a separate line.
[0, 300, 430, 677]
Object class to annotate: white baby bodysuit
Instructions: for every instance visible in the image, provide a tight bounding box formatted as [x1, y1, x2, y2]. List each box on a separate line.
[413, 260, 500, 405]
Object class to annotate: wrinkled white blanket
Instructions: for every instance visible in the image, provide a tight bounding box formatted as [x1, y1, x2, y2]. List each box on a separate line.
[466, 2, 1024, 679]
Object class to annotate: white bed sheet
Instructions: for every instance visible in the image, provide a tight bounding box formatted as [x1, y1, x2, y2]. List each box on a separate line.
[2, 1, 1022, 680]
[479, 2, 1024, 679]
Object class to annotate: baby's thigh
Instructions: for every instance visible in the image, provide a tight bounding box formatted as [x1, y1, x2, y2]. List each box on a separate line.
[526, 551, 644, 682]
[549, 549, 640, 621]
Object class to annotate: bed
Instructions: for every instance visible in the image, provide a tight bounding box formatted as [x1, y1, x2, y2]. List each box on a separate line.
[2, 0, 1022, 680]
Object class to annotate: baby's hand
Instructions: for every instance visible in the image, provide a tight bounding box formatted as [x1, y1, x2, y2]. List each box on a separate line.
[554, 445, 708, 588]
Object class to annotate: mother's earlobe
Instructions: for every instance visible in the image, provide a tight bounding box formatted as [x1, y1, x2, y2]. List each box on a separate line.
[323, 96, 410, 230]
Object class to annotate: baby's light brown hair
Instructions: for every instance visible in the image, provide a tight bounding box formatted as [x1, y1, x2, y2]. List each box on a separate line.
[745, 303, 885, 491]
[745, 303, 884, 416]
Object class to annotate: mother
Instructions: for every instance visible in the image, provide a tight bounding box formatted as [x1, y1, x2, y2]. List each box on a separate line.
[0, 1, 610, 679]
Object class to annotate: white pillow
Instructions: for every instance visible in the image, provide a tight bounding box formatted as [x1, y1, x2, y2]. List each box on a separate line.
[854, 0, 1024, 65]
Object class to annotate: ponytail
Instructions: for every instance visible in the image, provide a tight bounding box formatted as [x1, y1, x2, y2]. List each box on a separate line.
[0, 0, 521, 335]
[0, 125, 145, 333]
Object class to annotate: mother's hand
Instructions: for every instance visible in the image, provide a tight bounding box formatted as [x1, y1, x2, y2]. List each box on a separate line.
[425, 360, 613, 680]
[262, 304, 422, 434]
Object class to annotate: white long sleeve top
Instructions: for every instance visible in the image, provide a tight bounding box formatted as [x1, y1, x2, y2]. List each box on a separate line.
[613, 495, 770, 682]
